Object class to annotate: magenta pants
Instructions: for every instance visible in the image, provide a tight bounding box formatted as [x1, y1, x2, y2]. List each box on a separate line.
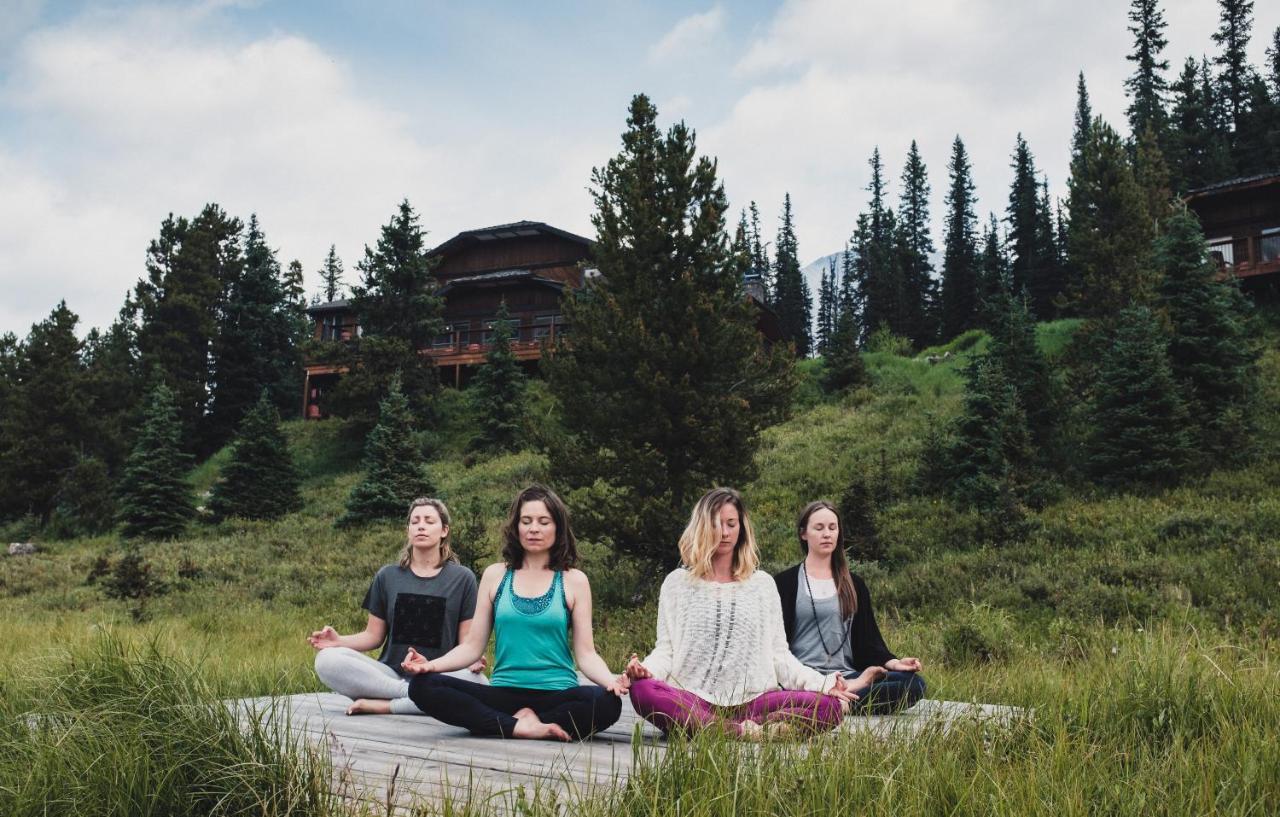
[630, 678, 843, 737]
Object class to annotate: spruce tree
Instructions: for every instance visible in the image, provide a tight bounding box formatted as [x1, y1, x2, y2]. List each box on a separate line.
[1125, 0, 1170, 142]
[339, 375, 434, 527]
[1134, 124, 1175, 226]
[0, 302, 90, 523]
[935, 356, 1033, 515]
[1066, 118, 1156, 319]
[1168, 58, 1224, 192]
[207, 214, 300, 448]
[821, 298, 867, 394]
[977, 214, 1009, 326]
[1086, 306, 1192, 489]
[82, 305, 144, 473]
[898, 141, 937, 345]
[52, 455, 116, 537]
[941, 136, 981, 340]
[1155, 207, 1257, 462]
[1212, 0, 1255, 134]
[1006, 136, 1060, 318]
[1268, 25, 1280, 97]
[320, 245, 345, 302]
[816, 263, 837, 356]
[334, 200, 445, 427]
[468, 300, 527, 453]
[772, 193, 813, 356]
[117, 382, 193, 540]
[857, 149, 908, 343]
[1071, 72, 1094, 165]
[748, 201, 772, 303]
[208, 390, 302, 520]
[544, 94, 794, 566]
[985, 286, 1056, 452]
[1232, 74, 1280, 173]
[134, 206, 243, 451]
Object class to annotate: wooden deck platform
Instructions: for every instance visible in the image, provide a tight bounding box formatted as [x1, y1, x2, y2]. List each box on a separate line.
[236, 691, 1025, 813]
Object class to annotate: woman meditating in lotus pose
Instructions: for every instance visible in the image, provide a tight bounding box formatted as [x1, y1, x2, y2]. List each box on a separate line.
[774, 500, 925, 714]
[309, 497, 488, 716]
[625, 487, 857, 738]
[401, 485, 624, 741]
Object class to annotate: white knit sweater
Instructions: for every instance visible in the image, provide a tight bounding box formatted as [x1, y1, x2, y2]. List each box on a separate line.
[640, 568, 837, 706]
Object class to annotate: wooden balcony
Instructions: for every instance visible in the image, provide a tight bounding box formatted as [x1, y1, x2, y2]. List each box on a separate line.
[426, 321, 564, 368]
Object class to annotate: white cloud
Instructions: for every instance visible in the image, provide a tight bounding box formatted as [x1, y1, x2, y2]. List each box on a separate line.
[650, 6, 726, 63]
[0, 3, 602, 335]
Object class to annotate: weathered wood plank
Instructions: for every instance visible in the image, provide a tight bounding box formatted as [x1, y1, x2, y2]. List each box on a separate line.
[235, 692, 1026, 812]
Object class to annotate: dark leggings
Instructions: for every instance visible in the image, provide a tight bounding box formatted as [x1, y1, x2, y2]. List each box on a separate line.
[407, 673, 623, 739]
[845, 670, 926, 715]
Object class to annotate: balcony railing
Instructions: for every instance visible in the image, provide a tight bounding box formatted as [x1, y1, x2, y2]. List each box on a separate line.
[428, 320, 566, 355]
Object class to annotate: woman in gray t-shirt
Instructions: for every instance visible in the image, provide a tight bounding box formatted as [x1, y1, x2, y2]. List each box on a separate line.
[308, 497, 488, 715]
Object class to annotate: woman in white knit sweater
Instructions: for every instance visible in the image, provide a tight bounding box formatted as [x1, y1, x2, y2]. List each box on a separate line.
[624, 487, 856, 737]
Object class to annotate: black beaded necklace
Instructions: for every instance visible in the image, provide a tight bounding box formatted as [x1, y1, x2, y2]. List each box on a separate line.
[801, 562, 851, 663]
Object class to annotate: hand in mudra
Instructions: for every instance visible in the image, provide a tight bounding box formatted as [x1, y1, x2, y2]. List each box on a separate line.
[885, 657, 922, 673]
[624, 653, 652, 680]
[400, 647, 434, 675]
[307, 625, 340, 650]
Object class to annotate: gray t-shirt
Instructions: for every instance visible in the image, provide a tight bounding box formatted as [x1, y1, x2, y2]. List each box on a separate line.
[362, 562, 478, 674]
[793, 576, 856, 675]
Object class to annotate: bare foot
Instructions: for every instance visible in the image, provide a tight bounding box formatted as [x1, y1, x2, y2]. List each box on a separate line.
[737, 719, 764, 741]
[511, 708, 571, 741]
[346, 698, 392, 716]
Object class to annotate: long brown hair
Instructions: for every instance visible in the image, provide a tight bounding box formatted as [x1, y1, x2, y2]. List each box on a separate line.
[679, 487, 760, 581]
[399, 497, 456, 569]
[500, 484, 578, 571]
[796, 500, 857, 620]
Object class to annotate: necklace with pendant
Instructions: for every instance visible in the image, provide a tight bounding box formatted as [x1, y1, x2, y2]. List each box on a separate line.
[802, 563, 851, 664]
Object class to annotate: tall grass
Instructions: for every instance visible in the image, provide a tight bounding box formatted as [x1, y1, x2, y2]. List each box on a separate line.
[0, 636, 342, 817]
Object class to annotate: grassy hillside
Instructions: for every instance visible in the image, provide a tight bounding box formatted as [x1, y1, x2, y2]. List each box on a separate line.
[2, 317, 1278, 814]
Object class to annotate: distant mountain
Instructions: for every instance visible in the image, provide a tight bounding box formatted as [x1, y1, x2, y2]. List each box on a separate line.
[801, 252, 843, 301]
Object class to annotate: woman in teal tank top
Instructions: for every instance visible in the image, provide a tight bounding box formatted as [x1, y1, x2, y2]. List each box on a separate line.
[404, 485, 625, 741]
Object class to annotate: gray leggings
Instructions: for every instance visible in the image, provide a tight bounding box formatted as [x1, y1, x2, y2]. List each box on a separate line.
[313, 647, 489, 714]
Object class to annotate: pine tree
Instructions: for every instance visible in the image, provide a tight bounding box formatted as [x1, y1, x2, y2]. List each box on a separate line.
[1066, 118, 1156, 319]
[1134, 123, 1175, 226]
[941, 136, 981, 340]
[1125, 0, 1171, 141]
[977, 214, 1009, 326]
[898, 141, 937, 345]
[0, 302, 90, 523]
[207, 214, 300, 448]
[320, 245, 345, 302]
[816, 263, 837, 356]
[1086, 306, 1192, 489]
[468, 300, 527, 453]
[208, 390, 302, 520]
[1212, 0, 1255, 134]
[1155, 207, 1257, 462]
[934, 356, 1033, 515]
[985, 286, 1056, 452]
[748, 201, 772, 303]
[821, 297, 867, 394]
[772, 194, 813, 356]
[117, 382, 193, 540]
[544, 94, 795, 566]
[134, 206, 243, 451]
[334, 200, 445, 427]
[339, 375, 435, 527]
[1006, 135, 1059, 317]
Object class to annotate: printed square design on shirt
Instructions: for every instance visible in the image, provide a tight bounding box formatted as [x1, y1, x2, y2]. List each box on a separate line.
[391, 593, 446, 649]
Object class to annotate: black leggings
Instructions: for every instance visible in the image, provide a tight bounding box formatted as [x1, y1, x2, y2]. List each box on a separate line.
[408, 673, 623, 739]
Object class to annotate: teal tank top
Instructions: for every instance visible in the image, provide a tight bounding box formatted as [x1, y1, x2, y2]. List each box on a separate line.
[490, 569, 577, 690]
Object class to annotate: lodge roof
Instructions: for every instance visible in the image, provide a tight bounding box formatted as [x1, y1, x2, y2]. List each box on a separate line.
[436, 268, 565, 296]
[428, 221, 594, 257]
[1185, 171, 1280, 199]
[306, 298, 351, 314]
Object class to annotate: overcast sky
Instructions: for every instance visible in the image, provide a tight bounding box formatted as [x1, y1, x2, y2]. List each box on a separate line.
[2, 0, 1277, 336]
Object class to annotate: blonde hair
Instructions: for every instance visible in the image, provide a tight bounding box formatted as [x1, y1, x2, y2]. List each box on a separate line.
[399, 497, 456, 569]
[678, 487, 759, 581]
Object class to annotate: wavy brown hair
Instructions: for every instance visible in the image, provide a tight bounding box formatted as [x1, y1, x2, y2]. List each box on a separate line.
[679, 487, 759, 581]
[796, 500, 857, 620]
[500, 484, 578, 571]
[399, 497, 456, 569]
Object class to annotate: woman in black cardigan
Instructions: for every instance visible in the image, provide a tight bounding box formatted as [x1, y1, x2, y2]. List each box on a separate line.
[774, 500, 925, 714]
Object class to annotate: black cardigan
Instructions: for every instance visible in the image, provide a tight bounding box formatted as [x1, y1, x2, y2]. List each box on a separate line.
[773, 564, 896, 671]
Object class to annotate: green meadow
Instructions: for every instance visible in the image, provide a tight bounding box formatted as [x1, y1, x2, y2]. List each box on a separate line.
[2, 317, 1278, 815]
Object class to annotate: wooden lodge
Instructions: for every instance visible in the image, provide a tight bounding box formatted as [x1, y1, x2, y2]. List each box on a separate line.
[1185, 172, 1280, 289]
[302, 221, 595, 418]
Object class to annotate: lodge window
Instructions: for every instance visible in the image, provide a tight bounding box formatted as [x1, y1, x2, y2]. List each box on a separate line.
[1260, 228, 1280, 264]
[1207, 237, 1233, 267]
[532, 313, 559, 341]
